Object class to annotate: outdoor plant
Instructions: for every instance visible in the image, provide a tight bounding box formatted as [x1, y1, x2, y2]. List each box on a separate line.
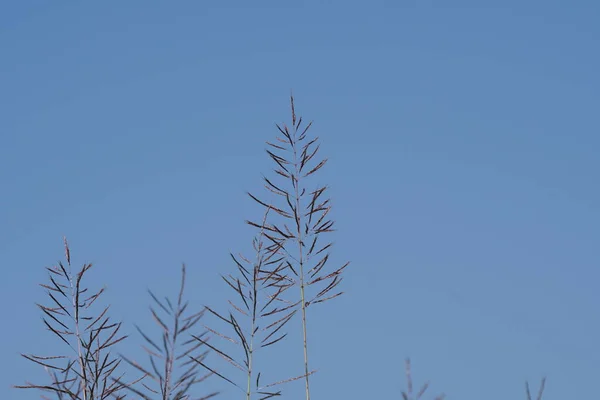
[190, 95, 349, 400]
[400, 358, 444, 400]
[13, 95, 546, 400]
[116, 264, 218, 400]
[525, 378, 546, 400]
[15, 238, 133, 400]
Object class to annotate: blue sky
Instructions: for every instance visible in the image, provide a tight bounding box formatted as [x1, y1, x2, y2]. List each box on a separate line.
[2, 1, 599, 399]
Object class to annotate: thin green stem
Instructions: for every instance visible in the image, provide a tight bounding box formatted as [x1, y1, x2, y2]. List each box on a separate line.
[291, 121, 311, 400]
[247, 269, 257, 400]
[247, 209, 269, 400]
[246, 340, 253, 400]
[164, 312, 177, 400]
[68, 268, 88, 400]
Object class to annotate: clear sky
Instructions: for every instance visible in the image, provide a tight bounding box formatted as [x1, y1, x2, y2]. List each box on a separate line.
[2, 1, 599, 399]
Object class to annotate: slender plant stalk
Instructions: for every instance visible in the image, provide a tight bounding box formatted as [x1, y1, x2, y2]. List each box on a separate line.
[291, 116, 311, 400]
[245, 209, 268, 400]
[525, 377, 546, 400]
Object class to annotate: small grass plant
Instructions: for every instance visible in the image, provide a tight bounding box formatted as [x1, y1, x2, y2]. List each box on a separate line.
[14, 95, 545, 400]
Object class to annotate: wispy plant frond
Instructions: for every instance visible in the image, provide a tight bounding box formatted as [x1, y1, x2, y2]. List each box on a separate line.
[401, 359, 444, 400]
[245, 94, 349, 400]
[15, 237, 130, 400]
[192, 207, 295, 400]
[117, 264, 218, 400]
[525, 377, 546, 400]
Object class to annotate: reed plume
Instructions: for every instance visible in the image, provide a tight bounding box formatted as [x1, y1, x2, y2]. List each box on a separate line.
[191, 207, 301, 399]
[117, 264, 218, 400]
[14, 237, 131, 400]
[244, 94, 349, 400]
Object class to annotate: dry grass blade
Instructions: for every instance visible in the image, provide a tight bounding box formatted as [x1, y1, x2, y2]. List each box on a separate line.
[14, 238, 130, 400]
[116, 264, 216, 400]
